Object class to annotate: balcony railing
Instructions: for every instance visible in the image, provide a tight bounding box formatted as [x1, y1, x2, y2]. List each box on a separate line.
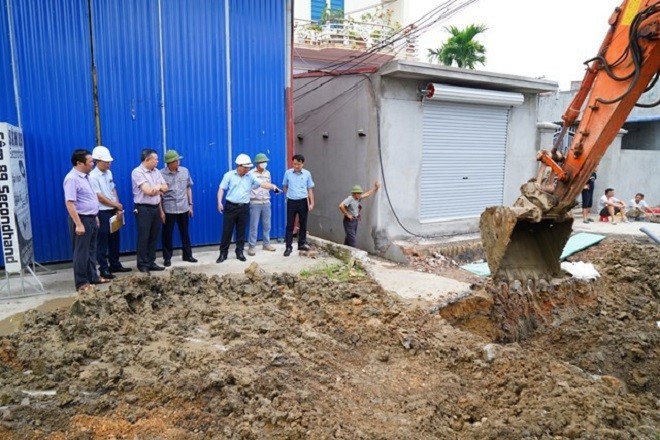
[293, 19, 418, 60]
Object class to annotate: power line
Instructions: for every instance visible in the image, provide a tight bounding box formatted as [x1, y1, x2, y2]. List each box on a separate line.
[293, 0, 479, 102]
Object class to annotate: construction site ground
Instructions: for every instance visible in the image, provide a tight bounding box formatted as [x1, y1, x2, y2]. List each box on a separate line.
[0, 221, 658, 439]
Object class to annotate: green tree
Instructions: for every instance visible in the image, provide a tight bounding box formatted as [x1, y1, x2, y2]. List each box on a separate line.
[427, 24, 487, 69]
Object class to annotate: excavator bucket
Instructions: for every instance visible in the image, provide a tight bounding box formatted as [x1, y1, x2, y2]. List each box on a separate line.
[480, 206, 574, 281]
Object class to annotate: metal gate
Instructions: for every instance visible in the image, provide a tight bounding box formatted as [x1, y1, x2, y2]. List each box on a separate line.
[420, 101, 510, 221]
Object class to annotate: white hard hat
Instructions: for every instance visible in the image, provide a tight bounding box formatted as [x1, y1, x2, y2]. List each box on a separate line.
[92, 145, 113, 162]
[234, 153, 253, 167]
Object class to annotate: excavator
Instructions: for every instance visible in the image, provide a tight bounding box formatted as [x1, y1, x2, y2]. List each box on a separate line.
[480, 0, 659, 281]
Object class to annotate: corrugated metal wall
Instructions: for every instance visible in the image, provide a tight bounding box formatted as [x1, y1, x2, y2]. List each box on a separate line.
[0, 1, 17, 125]
[11, 0, 96, 263]
[92, 0, 163, 251]
[229, 0, 286, 242]
[0, 0, 287, 263]
[160, 0, 230, 246]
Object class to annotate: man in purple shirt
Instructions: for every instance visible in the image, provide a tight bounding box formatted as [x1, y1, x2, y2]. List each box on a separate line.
[63, 149, 109, 291]
[131, 148, 168, 273]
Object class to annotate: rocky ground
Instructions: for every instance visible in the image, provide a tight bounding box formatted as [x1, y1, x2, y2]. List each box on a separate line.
[0, 239, 658, 439]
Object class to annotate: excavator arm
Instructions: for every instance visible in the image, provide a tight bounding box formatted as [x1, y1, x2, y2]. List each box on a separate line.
[481, 0, 660, 281]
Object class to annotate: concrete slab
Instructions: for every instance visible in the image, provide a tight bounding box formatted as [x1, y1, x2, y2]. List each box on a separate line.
[365, 257, 471, 306]
[572, 218, 660, 239]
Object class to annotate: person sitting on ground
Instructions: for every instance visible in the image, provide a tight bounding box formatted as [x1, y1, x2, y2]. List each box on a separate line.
[599, 188, 627, 224]
[626, 193, 652, 221]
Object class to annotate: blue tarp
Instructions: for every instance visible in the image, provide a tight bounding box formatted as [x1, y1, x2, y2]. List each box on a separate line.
[461, 232, 606, 277]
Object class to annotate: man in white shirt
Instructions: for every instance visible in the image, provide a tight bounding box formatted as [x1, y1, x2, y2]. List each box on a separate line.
[598, 188, 627, 224]
[89, 146, 132, 278]
[626, 193, 651, 221]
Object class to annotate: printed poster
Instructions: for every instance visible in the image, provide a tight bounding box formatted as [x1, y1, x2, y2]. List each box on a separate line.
[0, 123, 34, 273]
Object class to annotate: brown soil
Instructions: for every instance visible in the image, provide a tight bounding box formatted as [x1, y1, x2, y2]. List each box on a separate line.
[0, 240, 658, 439]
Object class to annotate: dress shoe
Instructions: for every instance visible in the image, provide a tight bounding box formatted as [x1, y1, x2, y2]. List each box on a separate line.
[110, 266, 132, 273]
[138, 267, 150, 273]
[298, 243, 311, 251]
[216, 253, 227, 263]
[99, 270, 115, 279]
[183, 257, 198, 263]
[236, 252, 247, 262]
[283, 247, 292, 257]
[163, 260, 171, 267]
[148, 264, 165, 271]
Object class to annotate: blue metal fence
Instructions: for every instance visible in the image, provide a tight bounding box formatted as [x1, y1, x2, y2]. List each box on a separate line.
[0, 0, 287, 263]
[0, 1, 17, 126]
[229, 0, 286, 242]
[10, 0, 96, 263]
[92, 0, 163, 252]
[160, 0, 229, 248]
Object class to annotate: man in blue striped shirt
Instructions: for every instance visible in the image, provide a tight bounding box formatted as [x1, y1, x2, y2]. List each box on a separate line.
[282, 154, 315, 256]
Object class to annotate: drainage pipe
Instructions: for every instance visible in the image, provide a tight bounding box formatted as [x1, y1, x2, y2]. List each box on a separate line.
[640, 226, 660, 245]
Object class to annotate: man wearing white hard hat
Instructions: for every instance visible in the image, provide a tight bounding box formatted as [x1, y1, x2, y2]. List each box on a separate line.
[89, 146, 132, 279]
[216, 153, 281, 263]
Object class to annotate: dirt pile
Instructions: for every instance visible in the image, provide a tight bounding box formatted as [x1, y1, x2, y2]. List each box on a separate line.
[524, 241, 660, 395]
[0, 246, 658, 439]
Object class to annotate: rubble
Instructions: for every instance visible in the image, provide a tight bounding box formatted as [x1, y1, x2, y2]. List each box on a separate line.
[0, 240, 657, 438]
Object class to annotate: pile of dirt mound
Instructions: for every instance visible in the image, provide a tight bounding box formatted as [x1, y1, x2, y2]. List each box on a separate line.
[524, 240, 660, 395]
[0, 258, 658, 439]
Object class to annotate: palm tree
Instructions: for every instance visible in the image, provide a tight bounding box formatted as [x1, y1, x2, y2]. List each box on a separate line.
[427, 24, 487, 69]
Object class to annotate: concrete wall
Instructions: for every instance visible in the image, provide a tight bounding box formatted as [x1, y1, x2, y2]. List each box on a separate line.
[595, 132, 659, 207]
[294, 74, 548, 253]
[293, 75, 383, 252]
[377, 77, 541, 240]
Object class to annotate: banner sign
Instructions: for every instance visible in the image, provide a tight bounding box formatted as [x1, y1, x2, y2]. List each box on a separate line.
[0, 123, 34, 273]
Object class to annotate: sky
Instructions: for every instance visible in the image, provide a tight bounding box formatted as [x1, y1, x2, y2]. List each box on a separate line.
[414, 0, 621, 90]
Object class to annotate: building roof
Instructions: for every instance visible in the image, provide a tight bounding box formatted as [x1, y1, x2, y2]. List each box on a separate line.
[379, 60, 558, 94]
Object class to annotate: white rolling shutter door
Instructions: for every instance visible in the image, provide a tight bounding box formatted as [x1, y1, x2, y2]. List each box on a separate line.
[420, 101, 510, 221]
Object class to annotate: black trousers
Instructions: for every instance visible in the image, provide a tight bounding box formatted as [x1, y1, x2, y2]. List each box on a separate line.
[220, 201, 249, 255]
[343, 217, 358, 247]
[97, 209, 121, 272]
[285, 198, 309, 249]
[69, 215, 98, 289]
[135, 204, 161, 270]
[162, 212, 193, 261]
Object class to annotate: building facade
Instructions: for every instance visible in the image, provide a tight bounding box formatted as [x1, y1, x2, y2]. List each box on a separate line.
[294, 60, 556, 256]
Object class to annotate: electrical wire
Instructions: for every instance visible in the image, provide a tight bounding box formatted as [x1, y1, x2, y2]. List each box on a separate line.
[293, 0, 478, 101]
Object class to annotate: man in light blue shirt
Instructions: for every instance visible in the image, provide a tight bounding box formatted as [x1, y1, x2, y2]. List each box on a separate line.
[89, 145, 131, 279]
[216, 153, 281, 263]
[282, 154, 315, 256]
